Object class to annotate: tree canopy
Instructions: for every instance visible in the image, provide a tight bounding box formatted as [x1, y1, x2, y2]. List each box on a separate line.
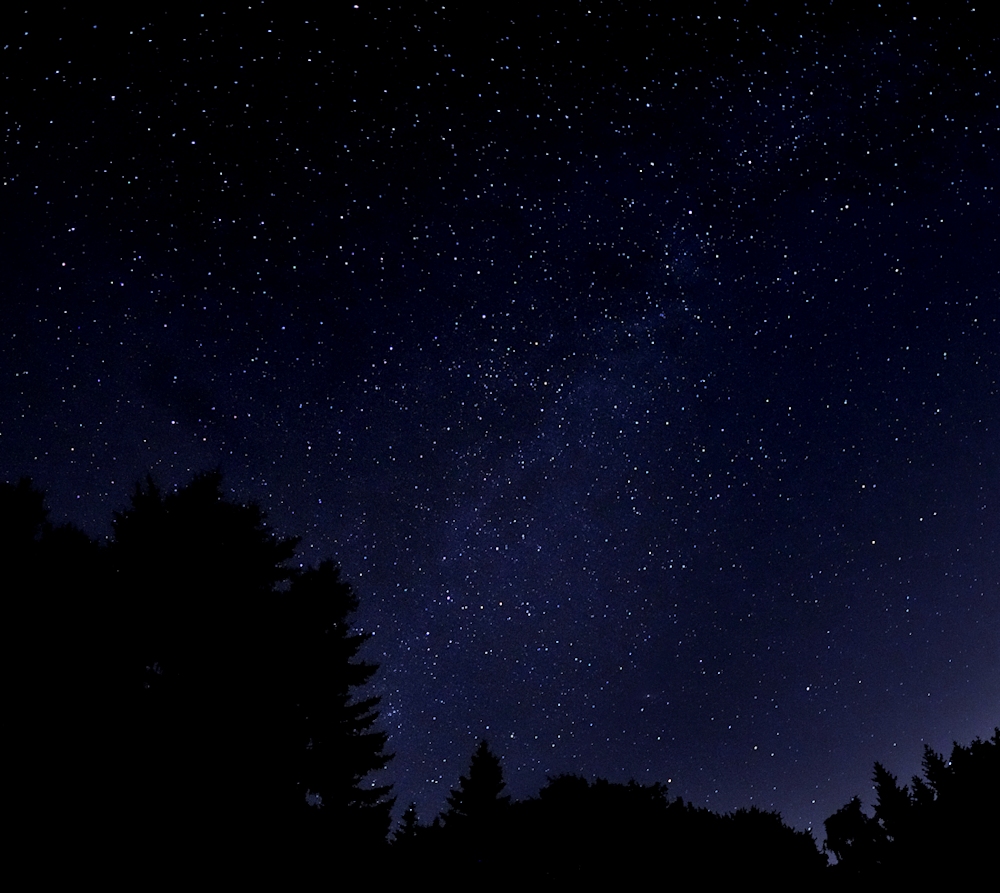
[824, 729, 1000, 881]
[5, 472, 393, 875]
[444, 739, 510, 826]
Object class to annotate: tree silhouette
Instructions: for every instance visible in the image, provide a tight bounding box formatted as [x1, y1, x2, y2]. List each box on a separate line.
[108, 473, 298, 850]
[3, 479, 106, 869]
[3, 472, 396, 878]
[0, 477, 47, 551]
[872, 761, 914, 844]
[823, 795, 884, 871]
[825, 728, 999, 881]
[393, 802, 421, 845]
[722, 806, 828, 881]
[282, 560, 394, 849]
[104, 472, 392, 867]
[520, 775, 673, 879]
[444, 739, 510, 826]
[436, 739, 511, 873]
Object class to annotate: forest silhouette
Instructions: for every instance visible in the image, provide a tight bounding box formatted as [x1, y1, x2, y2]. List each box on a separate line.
[4, 472, 995, 884]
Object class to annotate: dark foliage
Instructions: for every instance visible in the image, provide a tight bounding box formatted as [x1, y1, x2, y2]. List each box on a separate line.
[112, 473, 393, 864]
[825, 728, 1000, 881]
[720, 805, 829, 882]
[444, 738, 511, 826]
[514, 774, 679, 880]
[390, 752, 827, 883]
[823, 795, 885, 871]
[4, 472, 393, 877]
[109, 473, 300, 850]
[282, 560, 394, 846]
[392, 802, 421, 846]
[513, 776, 825, 883]
[421, 739, 512, 873]
[3, 479, 106, 866]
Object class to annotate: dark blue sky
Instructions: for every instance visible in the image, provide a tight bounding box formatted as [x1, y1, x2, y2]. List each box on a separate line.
[3, 2, 997, 835]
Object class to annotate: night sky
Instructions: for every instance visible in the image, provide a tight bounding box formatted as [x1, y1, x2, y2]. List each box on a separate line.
[3, 3, 998, 835]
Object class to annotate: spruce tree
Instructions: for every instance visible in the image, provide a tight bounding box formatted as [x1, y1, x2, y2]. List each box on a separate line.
[107, 472, 393, 859]
[445, 739, 510, 826]
[284, 560, 395, 847]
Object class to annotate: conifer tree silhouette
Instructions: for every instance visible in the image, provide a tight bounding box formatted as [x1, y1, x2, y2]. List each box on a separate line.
[438, 739, 511, 873]
[105, 472, 392, 868]
[109, 472, 298, 849]
[284, 560, 394, 849]
[444, 739, 510, 826]
[825, 728, 999, 881]
[393, 802, 421, 845]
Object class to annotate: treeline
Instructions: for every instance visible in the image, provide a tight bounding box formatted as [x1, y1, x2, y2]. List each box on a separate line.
[3, 472, 996, 883]
[392, 739, 825, 883]
[824, 731, 999, 883]
[396, 729, 997, 884]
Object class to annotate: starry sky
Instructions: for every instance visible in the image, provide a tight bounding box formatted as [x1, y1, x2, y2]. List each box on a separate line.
[3, 3, 998, 835]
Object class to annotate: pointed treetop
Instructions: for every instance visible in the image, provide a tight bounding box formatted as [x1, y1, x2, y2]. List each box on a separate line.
[445, 739, 510, 824]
